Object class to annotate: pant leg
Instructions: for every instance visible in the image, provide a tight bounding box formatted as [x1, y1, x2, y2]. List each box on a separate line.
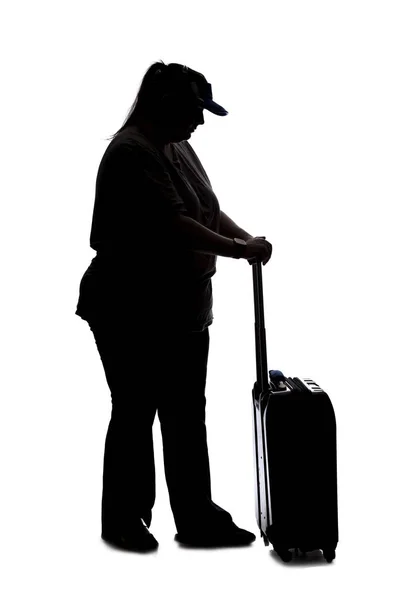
[87, 316, 158, 532]
[157, 327, 233, 534]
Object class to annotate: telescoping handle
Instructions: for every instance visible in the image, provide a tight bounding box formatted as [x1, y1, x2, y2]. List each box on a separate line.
[252, 240, 271, 395]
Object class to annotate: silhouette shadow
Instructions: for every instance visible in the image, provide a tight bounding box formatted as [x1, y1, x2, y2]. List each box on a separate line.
[174, 538, 256, 552]
[101, 537, 159, 554]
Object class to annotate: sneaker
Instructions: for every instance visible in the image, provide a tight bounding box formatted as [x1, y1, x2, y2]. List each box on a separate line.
[102, 520, 159, 552]
[174, 522, 256, 548]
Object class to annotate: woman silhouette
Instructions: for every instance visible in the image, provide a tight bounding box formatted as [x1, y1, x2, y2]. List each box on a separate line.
[75, 61, 272, 552]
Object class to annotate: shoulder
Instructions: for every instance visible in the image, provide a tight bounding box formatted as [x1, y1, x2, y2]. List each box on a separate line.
[106, 129, 146, 155]
[103, 130, 160, 168]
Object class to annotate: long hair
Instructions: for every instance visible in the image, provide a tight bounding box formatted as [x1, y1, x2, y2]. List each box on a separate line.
[106, 60, 200, 142]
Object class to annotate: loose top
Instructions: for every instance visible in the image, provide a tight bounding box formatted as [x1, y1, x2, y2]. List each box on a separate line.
[75, 126, 221, 332]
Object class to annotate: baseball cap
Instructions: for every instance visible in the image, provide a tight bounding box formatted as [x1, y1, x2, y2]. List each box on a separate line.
[182, 65, 229, 116]
[191, 80, 228, 116]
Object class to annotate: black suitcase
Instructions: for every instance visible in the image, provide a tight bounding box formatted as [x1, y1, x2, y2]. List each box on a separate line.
[251, 259, 339, 563]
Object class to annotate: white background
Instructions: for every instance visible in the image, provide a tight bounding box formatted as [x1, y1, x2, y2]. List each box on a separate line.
[1, 0, 399, 598]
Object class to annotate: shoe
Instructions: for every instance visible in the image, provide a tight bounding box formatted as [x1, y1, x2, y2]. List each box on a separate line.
[101, 520, 158, 552]
[174, 522, 256, 548]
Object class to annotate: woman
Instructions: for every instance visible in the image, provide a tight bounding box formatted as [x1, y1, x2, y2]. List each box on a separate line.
[75, 61, 273, 552]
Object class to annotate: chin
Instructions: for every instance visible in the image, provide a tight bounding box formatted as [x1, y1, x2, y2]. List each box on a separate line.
[173, 131, 191, 143]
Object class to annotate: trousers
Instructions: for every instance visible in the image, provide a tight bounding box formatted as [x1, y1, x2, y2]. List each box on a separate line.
[86, 316, 233, 535]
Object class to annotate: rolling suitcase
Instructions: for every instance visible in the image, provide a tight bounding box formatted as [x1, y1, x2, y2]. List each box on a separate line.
[251, 259, 339, 563]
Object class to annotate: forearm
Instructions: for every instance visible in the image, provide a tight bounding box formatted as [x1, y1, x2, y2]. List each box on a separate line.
[171, 214, 237, 257]
[219, 210, 253, 241]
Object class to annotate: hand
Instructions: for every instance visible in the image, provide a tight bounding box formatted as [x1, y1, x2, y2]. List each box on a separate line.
[245, 236, 273, 266]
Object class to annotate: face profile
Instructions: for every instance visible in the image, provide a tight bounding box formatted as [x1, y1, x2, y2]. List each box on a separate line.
[162, 92, 205, 143]
[137, 92, 205, 149]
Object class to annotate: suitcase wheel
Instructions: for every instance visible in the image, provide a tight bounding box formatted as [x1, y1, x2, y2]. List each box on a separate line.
[322, 548, 336, 563]
[274, 546, 292, 563]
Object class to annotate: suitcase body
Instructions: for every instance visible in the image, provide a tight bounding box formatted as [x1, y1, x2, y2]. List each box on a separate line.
[251, 261, 339, 563]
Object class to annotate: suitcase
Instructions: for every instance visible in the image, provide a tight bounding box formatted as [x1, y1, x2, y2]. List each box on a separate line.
[251, 258, 339, 563]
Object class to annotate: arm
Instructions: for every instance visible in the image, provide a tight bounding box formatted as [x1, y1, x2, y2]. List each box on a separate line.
[219, 210, 253, 241]
[171, 214, 238, 258]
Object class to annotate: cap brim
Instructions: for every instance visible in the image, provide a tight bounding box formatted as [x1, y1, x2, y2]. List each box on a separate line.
[204, 98, 228, 116]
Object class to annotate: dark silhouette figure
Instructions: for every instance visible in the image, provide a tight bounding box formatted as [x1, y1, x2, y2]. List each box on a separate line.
[75, 61, 272, 552]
